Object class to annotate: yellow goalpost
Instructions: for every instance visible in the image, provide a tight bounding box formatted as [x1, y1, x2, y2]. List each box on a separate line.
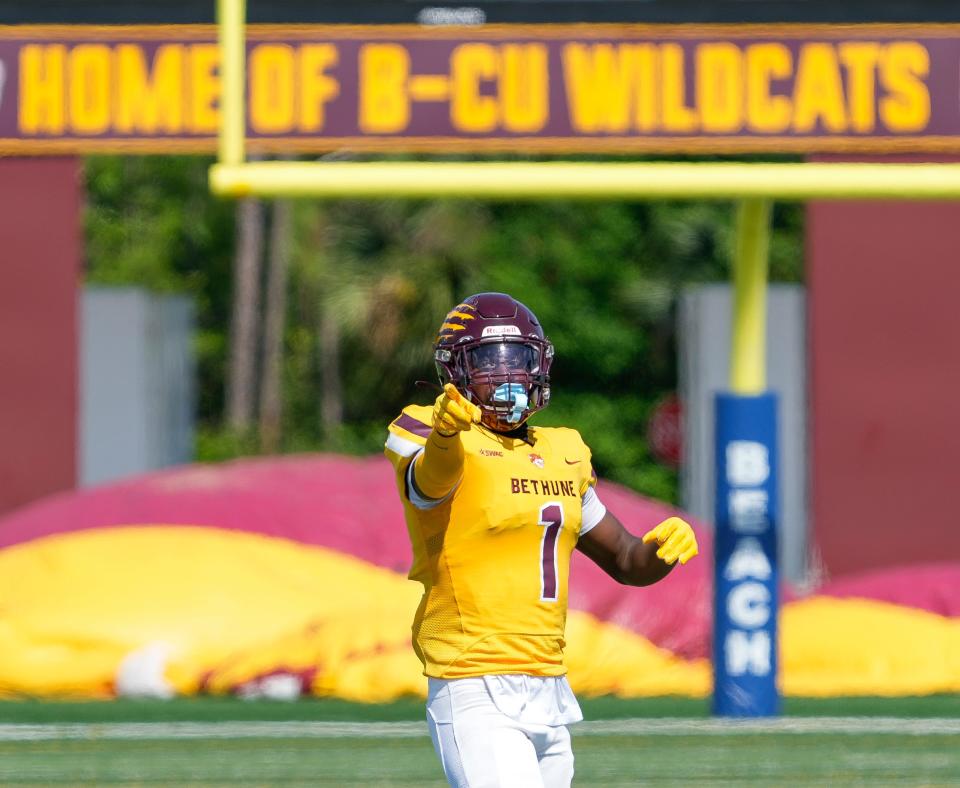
[208, 0, 960, 390]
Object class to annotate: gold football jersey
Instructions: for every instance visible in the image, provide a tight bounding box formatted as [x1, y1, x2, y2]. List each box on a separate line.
[384, 404, 597, 679]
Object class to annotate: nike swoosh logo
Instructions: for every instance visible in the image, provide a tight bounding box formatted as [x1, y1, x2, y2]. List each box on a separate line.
[564, 459, 581, 465]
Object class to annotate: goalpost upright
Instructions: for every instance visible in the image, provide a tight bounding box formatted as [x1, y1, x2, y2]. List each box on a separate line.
[209, 0, 960, 717]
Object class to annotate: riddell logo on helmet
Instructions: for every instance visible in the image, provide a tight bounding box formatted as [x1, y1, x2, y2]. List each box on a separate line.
[481, 325, 521, 337]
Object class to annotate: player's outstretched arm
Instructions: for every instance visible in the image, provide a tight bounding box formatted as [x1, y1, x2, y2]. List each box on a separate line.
[413, 383, 482, 500]
[576, 512, 698, 587]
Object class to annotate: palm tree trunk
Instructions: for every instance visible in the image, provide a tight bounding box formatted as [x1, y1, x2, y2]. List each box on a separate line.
[226, 196, 264, 430]
[259, 198, 292, 452]
[319, 304, 343, 440]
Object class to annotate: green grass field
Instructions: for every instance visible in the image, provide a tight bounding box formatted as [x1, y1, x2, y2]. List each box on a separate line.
[0, 696, 957, 786]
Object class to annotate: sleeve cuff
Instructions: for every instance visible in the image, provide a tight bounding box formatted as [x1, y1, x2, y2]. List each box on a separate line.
[579, 486, 607, 536]
[406, 449, 459, 511]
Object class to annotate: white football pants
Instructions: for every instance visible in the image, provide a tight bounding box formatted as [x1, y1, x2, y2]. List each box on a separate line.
[426, 677, 575, 788]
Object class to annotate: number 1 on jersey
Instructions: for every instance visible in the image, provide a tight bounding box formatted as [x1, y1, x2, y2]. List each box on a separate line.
[538, 502, 564, 602]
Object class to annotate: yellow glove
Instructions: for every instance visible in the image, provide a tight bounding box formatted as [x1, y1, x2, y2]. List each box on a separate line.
[641, 517, 699, 565]
[432, 383, 481, 436]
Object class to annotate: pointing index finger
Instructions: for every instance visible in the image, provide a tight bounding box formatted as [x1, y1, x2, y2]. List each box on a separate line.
[443, 383, 461, 401]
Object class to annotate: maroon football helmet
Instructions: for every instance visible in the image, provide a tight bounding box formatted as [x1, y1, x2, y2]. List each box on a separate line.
[434, 293, 553, 432]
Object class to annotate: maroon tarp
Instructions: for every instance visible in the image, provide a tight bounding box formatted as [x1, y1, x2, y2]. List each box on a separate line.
[815, 563, 960, 618]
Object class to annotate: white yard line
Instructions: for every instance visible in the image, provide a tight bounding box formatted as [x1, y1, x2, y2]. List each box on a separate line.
[0, 717, 958, 741]
[576, 717, 960, 736]
[0, 721, 425, 741]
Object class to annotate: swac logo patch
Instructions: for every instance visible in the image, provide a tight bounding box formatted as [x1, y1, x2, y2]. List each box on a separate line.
[528, 453, 545, 468]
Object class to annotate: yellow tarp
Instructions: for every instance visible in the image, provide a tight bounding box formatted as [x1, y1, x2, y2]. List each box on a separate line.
[781, 596, 960, 696]
[0, 526, 956, 699]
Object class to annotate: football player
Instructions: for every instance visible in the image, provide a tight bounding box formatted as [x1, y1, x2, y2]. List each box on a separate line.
[384, 292, 698, 788]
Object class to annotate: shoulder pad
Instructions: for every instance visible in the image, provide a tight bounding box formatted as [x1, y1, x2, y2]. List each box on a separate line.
[385, 405, 433, 459]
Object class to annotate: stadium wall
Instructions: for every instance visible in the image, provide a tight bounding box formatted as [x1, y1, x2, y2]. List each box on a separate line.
[808, 161, 960, 576]
[0, 158, 79, 518]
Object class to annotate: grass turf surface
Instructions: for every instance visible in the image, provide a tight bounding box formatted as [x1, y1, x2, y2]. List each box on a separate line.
[1, 694, 958, 722]
[1, 730, 958, 786]
[0, 697, 957, 785]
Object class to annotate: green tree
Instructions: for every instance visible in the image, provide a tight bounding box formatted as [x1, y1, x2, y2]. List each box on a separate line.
[83, 155, 804, 504]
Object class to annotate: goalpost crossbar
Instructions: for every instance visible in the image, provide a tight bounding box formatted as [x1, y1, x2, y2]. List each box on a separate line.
[210, 160, 960, 201]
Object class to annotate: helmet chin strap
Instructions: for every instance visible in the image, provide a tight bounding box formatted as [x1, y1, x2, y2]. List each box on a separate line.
[492, 383, 528, 424]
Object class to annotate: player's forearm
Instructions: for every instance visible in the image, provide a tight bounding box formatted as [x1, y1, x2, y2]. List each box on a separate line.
[616, 536, 675, 587]
[413, 430, 465, 499]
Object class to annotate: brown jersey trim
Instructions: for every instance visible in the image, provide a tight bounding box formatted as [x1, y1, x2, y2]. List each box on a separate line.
[394, 413, 432, 439]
